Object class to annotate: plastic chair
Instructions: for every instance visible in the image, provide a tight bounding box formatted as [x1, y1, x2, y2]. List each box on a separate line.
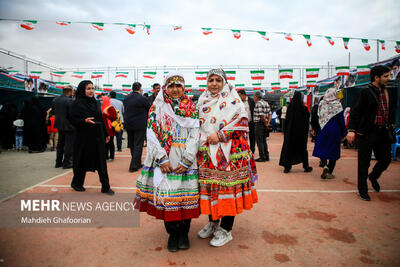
[392, 128, 400, 161]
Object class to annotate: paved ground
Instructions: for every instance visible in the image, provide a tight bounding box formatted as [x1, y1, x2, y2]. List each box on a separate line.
[0, 133, 399, 266]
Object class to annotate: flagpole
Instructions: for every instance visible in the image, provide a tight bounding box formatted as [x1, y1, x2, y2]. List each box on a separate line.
[376, 39, 379, 62]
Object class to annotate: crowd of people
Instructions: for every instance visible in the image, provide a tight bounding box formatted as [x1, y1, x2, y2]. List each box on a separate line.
[0, 65, 397, 251]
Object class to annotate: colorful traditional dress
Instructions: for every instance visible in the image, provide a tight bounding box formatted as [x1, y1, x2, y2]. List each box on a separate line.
[134, 87, 200, 222]
[197, 83, 258, 221]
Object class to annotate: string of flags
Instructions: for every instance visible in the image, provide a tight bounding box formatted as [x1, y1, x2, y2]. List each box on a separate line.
[1, 18, 397, 53]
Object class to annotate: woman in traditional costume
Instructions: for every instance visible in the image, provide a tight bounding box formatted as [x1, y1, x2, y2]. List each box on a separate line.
[134, 72, 200, 252]
[197, 68, 258, 247]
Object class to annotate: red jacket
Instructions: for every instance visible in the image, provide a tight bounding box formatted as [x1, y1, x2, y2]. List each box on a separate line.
[102, 105, 117, 137]
[47, 116, 58, 133]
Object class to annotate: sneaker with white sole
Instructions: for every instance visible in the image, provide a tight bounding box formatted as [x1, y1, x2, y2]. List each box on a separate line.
[198, 222, 218, 239]
[321, 166, 329, 179]
[209, 227, 233, 247]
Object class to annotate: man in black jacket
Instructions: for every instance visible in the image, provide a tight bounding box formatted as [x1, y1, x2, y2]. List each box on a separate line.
[346, 65, 395, 201]
[238, 90, 256, 154]
[123, 82, 151, 172]
[147, 83, 161, 106]
[52, 86, 75, 168]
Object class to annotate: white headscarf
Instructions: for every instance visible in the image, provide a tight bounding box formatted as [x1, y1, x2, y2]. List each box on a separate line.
[318, 88, 343, 130]
[197, 70, 248, 168]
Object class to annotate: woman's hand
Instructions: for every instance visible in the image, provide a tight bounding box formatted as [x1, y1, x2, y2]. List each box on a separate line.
[85, 117, 95, 124]
[105, 136, 110, 144]
[160, 162, 173, 173]
[174, 164, 188, 174]
[207, 132, 219, 145]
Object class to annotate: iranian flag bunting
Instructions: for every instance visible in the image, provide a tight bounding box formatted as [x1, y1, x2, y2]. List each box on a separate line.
[144, 25, 151, 35]
[306, 68, 319, 79]
[343, 37, 350, 50]
[250, 70, 265, 80]
[336, 66, 350, 76]
[50, 71, 66, 78]
[325, 36, 335, 46]
[199, 85, 207, 92]
[202, 28, 213, 35]
[271, 82, 280, 90]
[225, 71, 236, 80]
[92, 23, 104, 31]
[279, 69, 293, 79]
[396, 41, 400, 53]
[163, 71, 168, 78]
[280, 88, 288, 93]
[235, 84, 245, 90]
[289, 81, 299, 89]
[103, 84, 113, 91]
[8, 70, 19, 75]
[71, 72, 85, 78]
[115, 72, 128, 78]
[143, 72, 156, 79]
[95, 90, 102, 95]
[379, 40, 386, 50]
[195, 71, 208, 80]
[173, 25, 182, 31]
[232, 29, 241, 39]
[284, 33, 293, 41]
[362, 39, 371, 51]
[306, 80, 316, 88]
[185, 85, 192, 92]
[56, 21, 71, 26]
[125, 24, 136, 35]
[258, 31, 269, 41]
[122, 84, 131, 92]
[29, 71, 42, 79]
[357, 65, 370, 76]
[267, 90, 274, 94]
[252, 83, 261, 90]
[303, 35, 312, 47]
[91, 72, 104, 79]
[20, 20, 37, 30]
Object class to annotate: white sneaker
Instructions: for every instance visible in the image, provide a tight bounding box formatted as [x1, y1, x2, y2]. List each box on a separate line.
[198, 222, 218, 239]
[209, 226, 233, 247]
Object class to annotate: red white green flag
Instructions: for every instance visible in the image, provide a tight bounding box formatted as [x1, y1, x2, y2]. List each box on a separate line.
[92, 23, 104, 31]
[56, 21, 70, 26]
[185, 85, 192, 92]
[306, 68, 319, 79]
[289, 81, 299, 89]
[396, 41, 400, 53]
[279, 69, 293, 79]
[163, 71, 169, 78]
[303, 35, 312, 47]
[271, 82, 280, 90]
[325, 36, 335, 46]
[91, 72, 104, 79]
[252, 83, 261, 90]
[336, 66, 350, 76]
[250, 70, 265, 80]
[235, 84, 245, 90]
[122, 84, 131, 92]
[50, 71, 66, 78]
[195, 71, 208, 80]
[143, 71, 156, 79]
[202, 28, 213, 35]
[55, 82, 70, 88]
[284, 33, 293, 41]
[343, 37, 350, 50]
[232, 30, 241, 39]
[280, 88, 288, 93]
[29, 71, 42, 79]
[103, 84, 113, 91]
[357, 65, 370, 76]
[362, 39, 371, 51]
[379, 40, 386, 50]
[95, 90, 102, 95]
[115, 72, 129, 78]
[20, 20, 37, 30]
[173, 25, 182, 31]
[258, 31, 269, 41]
[8, 70, 19, 75]
[267, 90, 274, 94]
[306, 80, 317, 88]
[125, 24, 136, 35]
[225, 71, 236, 80]
[71, 72, 85, 78]
[199, 85, 207, 92]
[144, 25, 151, 35]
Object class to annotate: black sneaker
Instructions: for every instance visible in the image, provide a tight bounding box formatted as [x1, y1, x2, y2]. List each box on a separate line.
[71, 184, 85, 192]
[101, 189, 115, 195]
[167, 235, 179, 252]
[178, 233, 190, 250]
[255, 158, 266, 162]
[358, 192, 371, 201]
[369, 177, 380, 192]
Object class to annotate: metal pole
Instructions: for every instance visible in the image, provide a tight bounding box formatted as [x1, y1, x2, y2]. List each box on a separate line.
[348, 52, 351, 67]
[327, 61, 330, 77]
[376, 39, 379, 62]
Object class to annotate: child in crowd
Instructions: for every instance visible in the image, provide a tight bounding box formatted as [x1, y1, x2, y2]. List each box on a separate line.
[13, 115, 24, 151]
[47, 109, 58, 151]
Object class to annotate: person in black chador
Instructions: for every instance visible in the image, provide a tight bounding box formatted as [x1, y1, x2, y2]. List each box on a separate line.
[0, 102, 18, 150]
[69, 80, 114, 195]
[279, 91, 313, 173]
[21, 98, 47, 153]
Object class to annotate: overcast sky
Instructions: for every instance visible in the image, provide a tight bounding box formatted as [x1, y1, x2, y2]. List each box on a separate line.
[0, 0, 399, 89]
